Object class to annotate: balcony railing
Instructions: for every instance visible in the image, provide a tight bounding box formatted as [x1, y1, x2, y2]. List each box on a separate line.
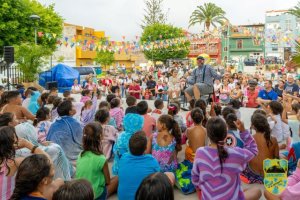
[189, 49, 219, 55]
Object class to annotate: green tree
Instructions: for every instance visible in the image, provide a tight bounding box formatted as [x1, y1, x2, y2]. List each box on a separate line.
[189, 2, 226, 31]
[140, 23, 190, 63]
[292, 41, 300, 64]
[57, 55, 65, 63]
[141, 0, 167, 29]
[94, 50, 115, 70]
[288, 2, 300, 18]
[0, 0, 63, 53]
[15, 43, 51, 82]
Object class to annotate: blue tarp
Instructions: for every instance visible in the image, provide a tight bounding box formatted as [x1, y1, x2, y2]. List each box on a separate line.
[39, 64, 80, 93]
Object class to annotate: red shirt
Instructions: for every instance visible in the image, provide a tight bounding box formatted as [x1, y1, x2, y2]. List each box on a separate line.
[246, 88, 259, 108]
[129, 85, 141, 99]
[102, 79, 112, 86]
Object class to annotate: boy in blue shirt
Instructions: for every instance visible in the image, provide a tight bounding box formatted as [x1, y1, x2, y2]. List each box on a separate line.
[118, 131, 160, 200]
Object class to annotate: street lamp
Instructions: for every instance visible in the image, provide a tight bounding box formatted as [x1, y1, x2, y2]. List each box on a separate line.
[29, 14, 40, 45]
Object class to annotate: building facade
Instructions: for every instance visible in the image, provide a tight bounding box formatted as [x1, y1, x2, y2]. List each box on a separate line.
[221, 24, 265, 64]
[265, 10, 300, 61]
[188, 37, 222, 64]
[53, 23, 105, 66]
[53, 23, 145, 68]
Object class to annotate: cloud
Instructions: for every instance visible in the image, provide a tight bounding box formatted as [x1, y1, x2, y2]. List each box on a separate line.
[38, 0, 298, 40]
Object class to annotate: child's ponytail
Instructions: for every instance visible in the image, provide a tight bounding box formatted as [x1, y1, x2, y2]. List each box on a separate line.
[216, 141, 228, 173]
[171, 118, 182, 152]
[158, 115, 182, 152]
[206, 117, 228, 173]
[251, 113, 273, 148]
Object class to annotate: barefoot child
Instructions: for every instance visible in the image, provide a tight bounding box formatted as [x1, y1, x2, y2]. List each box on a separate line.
[241, 113, 279, 184]
[185, 108, 207, 163]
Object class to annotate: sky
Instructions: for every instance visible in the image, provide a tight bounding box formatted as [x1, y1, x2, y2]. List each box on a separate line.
[37, 0, 299, 40]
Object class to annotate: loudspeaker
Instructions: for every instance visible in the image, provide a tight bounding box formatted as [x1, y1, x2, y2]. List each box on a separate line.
[46, 81, 58, 90]
[3, 46, 14, 64]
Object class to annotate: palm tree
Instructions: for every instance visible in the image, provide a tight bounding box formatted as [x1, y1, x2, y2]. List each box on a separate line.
[288, 2, 300, 18]
[189, 3, 227, 31]
[292, 41, 300, 64]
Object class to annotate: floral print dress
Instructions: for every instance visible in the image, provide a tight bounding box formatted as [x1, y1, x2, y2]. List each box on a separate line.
[151, 132, 178, 172]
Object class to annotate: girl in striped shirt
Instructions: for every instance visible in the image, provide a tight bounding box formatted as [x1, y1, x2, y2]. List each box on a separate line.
[191, 117, 262, 200]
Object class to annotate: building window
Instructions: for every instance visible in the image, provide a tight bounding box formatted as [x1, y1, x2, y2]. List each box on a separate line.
[237, 40, 243, 49]
[272, 44, 278, 51]
[253, 38, 261, 46]
[224, 47, 228, 51]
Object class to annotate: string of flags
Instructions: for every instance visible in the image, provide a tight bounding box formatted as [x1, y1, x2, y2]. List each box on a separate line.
[36, 25, 299, 54]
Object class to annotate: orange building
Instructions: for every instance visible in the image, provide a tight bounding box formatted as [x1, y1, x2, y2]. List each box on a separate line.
[53, 23, 146, 67]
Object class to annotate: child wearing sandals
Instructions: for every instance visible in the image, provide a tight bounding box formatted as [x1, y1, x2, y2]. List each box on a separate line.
[192, 117, 262, 200]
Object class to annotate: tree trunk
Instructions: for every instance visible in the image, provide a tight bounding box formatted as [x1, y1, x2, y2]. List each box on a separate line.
[205, 21, 210, 31]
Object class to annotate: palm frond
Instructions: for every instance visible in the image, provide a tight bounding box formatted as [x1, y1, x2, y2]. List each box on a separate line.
[189, 2, 226, 31]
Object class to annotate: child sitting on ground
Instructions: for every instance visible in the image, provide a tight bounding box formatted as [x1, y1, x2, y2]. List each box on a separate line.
[137, 101, 156, 138]
[33, 107, 52, 143]
[53, 179, 94, 200]
[194, 99, 209, 127]
[229, 99, 242, 120]
[135, 173, 174, 200]
[95, 108, 118, 159]
[80, 87, 98, 127]
[99, 101, 117, 129]
[225, 113, 244, 148]
[76, 122, 118, 199]
[63, 90, 71, 100]
[241, 113, 279, 184]
[192, 117, 261, 200]
[112, 113, 144, 175]
[186, 99, 195, 128]
[118, 131, 160, 200]
[80, 89, 92, 103]
[266, 101, 286, 144]
[146, 115, 182, 172]
[51, 97, 62, 122]
[143, 88, 152, 100]
[109, 98, 124, 131]
[185, 108, 207, 163]
[151, 99, 164, 121]
[168, 103, 186, 134]
[125, 95, 138, 115]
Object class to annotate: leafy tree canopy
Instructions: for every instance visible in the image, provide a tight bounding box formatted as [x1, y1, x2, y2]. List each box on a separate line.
[15, 43, 51, 82]
[140, 23, 190, 63]
[0, 0, 63, 53]
[94, 50, 115, 67]
[288, 2, 300, 18]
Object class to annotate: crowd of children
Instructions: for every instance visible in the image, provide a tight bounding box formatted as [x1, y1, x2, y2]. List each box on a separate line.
[0, 66, 299, 200]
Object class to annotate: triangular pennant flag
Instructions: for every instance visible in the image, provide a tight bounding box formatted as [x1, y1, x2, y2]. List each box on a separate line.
[38, 32, 44, 37]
